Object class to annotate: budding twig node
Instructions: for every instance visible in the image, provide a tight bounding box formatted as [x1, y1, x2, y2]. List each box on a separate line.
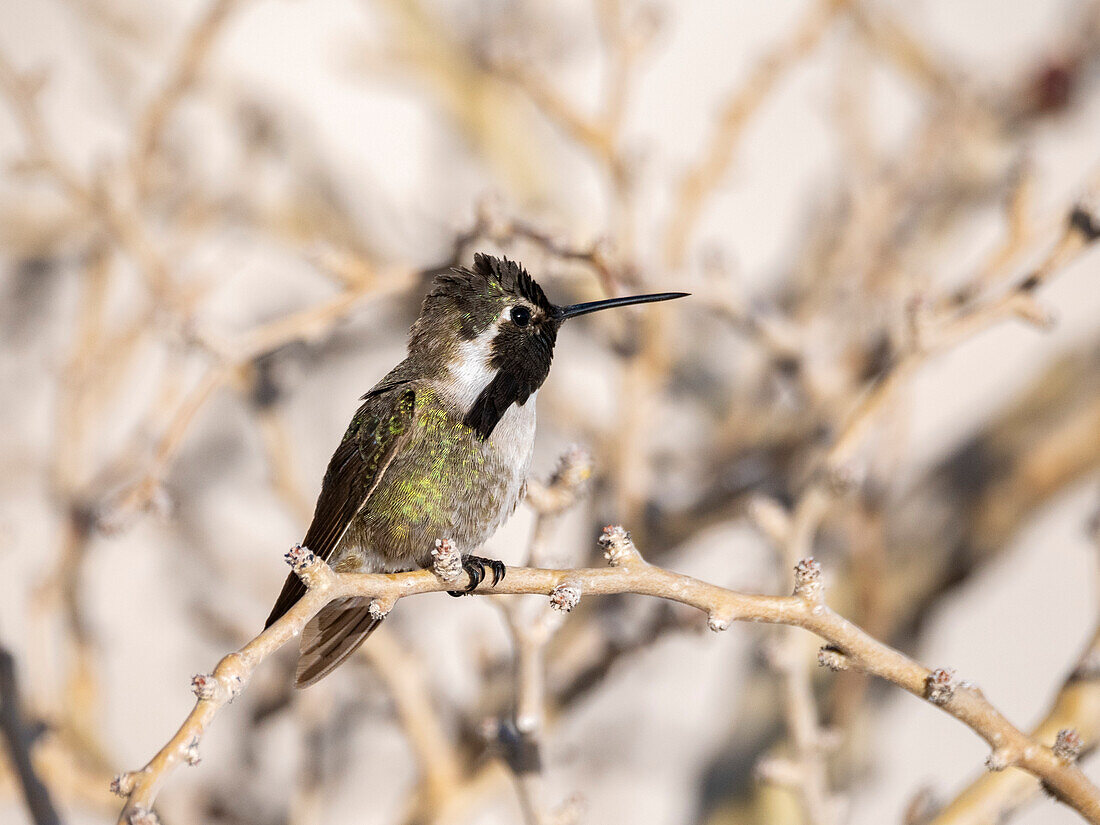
[368, 596, 395, 620]
[817, 645, 849, 672]
[986, 747, 1013, 772]
[285, 543, 325, 588]
[925, 668, 957, 705]
[110, 772, 136, 797]
[190, 673, 215, 700]
[284, 543, 314, 570]
[431, 538, 463, 582]
[203, 657, 246, 704]
[549, 582, 582, 612]
[707, 612, 732, 632]
[793, 557, 823, 603]
[599, 525, 640, 566]
[1053, 728, 1084, 763]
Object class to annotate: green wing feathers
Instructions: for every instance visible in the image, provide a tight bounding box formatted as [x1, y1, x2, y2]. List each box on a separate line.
[264, 387, 416, 629]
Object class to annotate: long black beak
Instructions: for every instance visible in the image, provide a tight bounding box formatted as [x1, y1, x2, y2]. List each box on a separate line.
[552, 291, 689, 320]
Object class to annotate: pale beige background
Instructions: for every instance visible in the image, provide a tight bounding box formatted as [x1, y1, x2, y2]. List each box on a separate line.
[1, 1, 1099, 824]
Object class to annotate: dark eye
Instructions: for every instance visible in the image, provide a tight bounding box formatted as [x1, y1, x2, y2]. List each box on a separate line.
[510, 306, 531, 327]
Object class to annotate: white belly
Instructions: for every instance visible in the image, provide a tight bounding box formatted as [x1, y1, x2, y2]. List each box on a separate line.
[489, 392, 537, 468]
[481, 392, 537, 532]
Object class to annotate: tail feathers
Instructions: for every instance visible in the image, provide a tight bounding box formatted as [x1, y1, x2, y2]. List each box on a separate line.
[294, 597, 382, 688]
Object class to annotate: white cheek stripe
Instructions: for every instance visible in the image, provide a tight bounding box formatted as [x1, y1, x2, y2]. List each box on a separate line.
[444, 308, 512, 411]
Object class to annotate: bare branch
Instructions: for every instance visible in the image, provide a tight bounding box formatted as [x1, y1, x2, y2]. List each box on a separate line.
[114, 529, 1100, 824]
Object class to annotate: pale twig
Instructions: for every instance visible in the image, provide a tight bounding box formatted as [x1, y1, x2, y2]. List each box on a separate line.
[826, 194, 1100, 475]
[524, 445, 593, 567]
[358, 628, 463, 812]
[849, 1, 953, 93]
[386, 448, 595, 825]
[663, 0, 853, 269]
[614, 0, 853, 535]
[98, 365, 230, 533]
[131, 0, 247, 193]
[99, 265, 416, 530]
[751, 490, 841, 824]
[0, 45, 177, 301]
[0, 50, 92, 201]
[114, 529, 1100, 824]
[455, 197, 622, 296]
[286, 690, 331, 825]
[927, 633, 1100, 825]
[498, 447, 592, 824]
[501, 603, 571, 825]
[491, 59, 613, 163]
[747, 178, 1100, 825]
[927, 507, 1100, 825]
[771, 498, 843, 825]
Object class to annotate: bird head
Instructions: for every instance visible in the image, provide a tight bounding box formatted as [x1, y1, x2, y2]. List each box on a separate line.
[410, 253, 687, 437]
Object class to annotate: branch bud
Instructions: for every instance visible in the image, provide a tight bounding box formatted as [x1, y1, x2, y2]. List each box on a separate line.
[549, 583, 582, 613]
[817, 645, 849, 672]
[1053, 728, 1084, 763]
[793, 557, 823, 604]
[284, 543, 315, 571]
[985, 748, 1013, 772]
[707, 613, 732, 632]
[191, 673, 214, 700]
[285, 543, 324, 588]
[192, 669, 243, 704]
[925, 667, 957, 705]
[368, 596, 395, 621]
[599, 525, 640, 566]
[432, 538, 463, 582]
[110, 772, 136, 797]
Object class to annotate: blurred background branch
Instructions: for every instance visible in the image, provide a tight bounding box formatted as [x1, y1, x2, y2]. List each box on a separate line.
[3, 0, 1100, 824]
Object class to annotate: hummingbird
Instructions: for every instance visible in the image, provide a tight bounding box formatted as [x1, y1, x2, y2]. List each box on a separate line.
[265, 253, 687, 687]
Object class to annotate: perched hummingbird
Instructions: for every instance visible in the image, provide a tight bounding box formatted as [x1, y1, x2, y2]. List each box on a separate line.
[266, 253, 686, 687]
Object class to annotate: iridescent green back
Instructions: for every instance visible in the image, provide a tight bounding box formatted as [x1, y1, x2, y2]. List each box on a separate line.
[338, 383, 525, 570]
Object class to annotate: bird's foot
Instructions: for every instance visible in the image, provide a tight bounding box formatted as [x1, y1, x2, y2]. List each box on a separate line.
[447, 555, 506, 596]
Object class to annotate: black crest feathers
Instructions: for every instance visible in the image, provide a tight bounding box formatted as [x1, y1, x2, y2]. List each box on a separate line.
[471, 253, 553, 313]
[412, 254, 555, 346]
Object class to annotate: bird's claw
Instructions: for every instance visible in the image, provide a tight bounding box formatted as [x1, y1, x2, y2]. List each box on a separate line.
[447, 555, 506, 596]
